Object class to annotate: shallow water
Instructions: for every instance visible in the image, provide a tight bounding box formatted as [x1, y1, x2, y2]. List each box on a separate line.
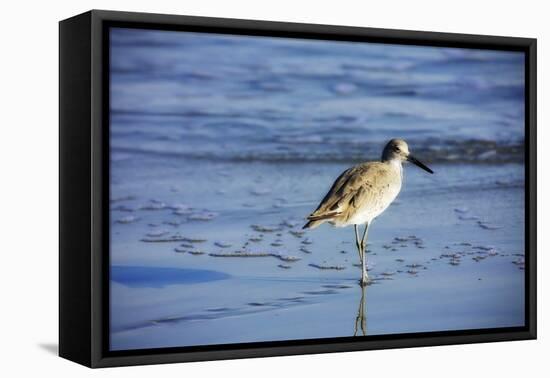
[109, 28, 525, 351]
[110, 159, 525, 350]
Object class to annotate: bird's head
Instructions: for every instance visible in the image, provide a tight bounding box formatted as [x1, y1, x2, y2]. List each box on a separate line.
[382, 139, 434, 174]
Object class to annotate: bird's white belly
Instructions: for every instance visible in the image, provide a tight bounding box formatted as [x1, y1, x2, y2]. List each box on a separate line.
[344, 182, 401, 226]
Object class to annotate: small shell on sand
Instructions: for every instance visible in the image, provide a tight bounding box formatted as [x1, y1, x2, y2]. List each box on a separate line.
[289, 230, 305, 238]
[394, 237, 409, 243]
[393, 235, 422, 244]
[300, 247, 312, 254]
[275, 254, 301, 262]
[174, 247, 188, 253]
[188, 250, 205, 255]
[309, 263, 346, 271]
[271, 242, 283, 247]
[441, 253, 461, 259]
[182, 237, 207, 243]
[301, 238, 313, 245]
[277, 264, 292, 269]
[473, 245, 492, 250]
[116, 215, 139, 224]
[251, 224, 281, 233]
[248, 236, 263, 242]
[214, 241, 232, 248]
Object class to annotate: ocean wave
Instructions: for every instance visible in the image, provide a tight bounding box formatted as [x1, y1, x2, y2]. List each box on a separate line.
[111, 138, 524, 164]
[108, 28, 526, 167]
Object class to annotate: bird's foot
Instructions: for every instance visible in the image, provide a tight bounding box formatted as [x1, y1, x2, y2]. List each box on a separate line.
[359, 276, 371, 287]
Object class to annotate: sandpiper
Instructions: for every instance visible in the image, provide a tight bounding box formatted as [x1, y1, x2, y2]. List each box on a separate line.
[303, 139, 434, 286]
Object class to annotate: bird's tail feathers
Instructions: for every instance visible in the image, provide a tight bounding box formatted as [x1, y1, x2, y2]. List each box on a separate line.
[303, 211, 340, 229]
[303, 219, 324, 229]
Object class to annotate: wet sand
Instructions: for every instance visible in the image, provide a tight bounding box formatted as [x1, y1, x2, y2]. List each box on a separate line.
[109, 157, 525, 350]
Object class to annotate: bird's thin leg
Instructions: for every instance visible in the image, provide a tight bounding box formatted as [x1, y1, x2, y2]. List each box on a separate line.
[360, 223, 369, 256]
[360, 223, 370, 286]
[354, 225, 363, 266]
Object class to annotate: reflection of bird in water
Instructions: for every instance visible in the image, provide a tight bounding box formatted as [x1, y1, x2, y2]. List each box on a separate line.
[354, 285, 367, 336]
[303, 139, 433, 286]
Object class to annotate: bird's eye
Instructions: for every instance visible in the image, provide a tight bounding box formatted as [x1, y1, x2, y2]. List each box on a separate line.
[394, 146, 400, 152]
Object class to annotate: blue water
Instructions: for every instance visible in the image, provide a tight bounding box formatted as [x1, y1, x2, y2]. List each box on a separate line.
[110, 28, 525, 164]
[108, 28, 526, 351]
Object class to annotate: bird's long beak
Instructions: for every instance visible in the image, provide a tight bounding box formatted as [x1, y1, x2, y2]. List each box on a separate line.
[407, 155, 434, 174]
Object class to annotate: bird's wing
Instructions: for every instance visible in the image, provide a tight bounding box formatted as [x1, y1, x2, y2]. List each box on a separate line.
[307, 163, 385, 221]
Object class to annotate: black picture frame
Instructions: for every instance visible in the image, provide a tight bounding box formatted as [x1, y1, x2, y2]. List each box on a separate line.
[59, 9, 537, 368]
